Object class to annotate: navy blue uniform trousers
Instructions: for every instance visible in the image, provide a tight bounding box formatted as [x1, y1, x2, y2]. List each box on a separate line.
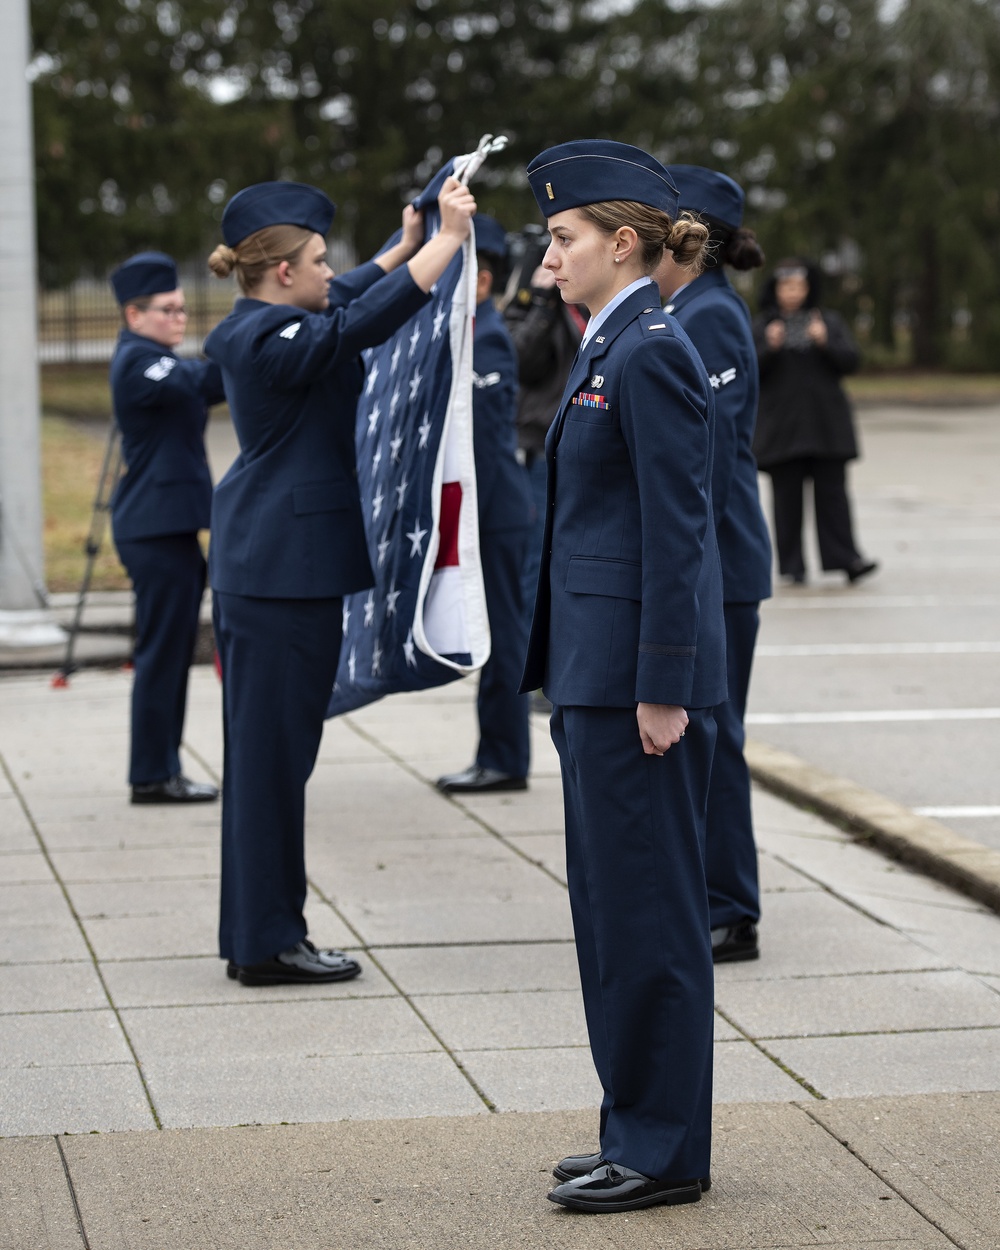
[213, 591, 342, 967]
[115, 533, 206, 786]
[476, 524, 531, 779]
[551, 703, 716, 1182]
[707, 602, 761, 927]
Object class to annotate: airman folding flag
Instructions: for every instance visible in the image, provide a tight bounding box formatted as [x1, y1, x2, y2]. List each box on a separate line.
[327, 163, 490, 716]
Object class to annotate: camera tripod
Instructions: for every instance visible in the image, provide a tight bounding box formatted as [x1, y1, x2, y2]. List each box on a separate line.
[51, 419, 126, 687]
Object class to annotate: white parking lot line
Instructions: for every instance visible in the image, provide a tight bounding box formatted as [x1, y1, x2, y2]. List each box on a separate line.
[757, 642, 1000, 657]
[768, 595, 1000, 610]
[747, 708, 1000, 725]
[914, 806, 1000, 819]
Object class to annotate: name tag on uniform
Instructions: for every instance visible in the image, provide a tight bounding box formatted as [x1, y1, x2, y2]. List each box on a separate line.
[572, 392, 610, 410]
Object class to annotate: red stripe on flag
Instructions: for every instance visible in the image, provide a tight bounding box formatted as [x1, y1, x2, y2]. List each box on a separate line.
[435, 481, 462, 569]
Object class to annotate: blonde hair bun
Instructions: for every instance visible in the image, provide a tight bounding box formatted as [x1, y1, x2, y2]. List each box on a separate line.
[207, 244, 238, 279]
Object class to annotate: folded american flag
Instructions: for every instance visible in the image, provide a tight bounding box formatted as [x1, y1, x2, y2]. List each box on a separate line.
[327, 162, 490, 716]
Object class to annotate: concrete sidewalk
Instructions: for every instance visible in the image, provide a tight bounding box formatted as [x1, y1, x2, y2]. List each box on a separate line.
[2, 667, 1000, 1248]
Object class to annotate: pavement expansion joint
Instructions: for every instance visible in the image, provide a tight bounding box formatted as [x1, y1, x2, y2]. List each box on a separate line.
[342, 709, 572, 890]
[713, 1006, 826, 1101]
[297, 879, 502, 1117]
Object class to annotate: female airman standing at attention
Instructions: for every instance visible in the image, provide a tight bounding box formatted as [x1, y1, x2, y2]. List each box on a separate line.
[518, 141, 725, 1213]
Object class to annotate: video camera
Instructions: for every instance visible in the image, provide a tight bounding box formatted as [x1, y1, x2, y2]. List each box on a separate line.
[500, 223, 550, 312]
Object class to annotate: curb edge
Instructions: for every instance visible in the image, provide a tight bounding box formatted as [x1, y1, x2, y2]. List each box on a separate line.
[746, 737, 1000, 916]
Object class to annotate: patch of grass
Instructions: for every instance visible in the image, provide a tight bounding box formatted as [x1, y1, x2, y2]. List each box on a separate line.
[41, 364, 112, 421]
[42, 415, 128, 593]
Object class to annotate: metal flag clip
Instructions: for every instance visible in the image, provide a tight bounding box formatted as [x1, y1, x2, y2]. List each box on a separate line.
[455, 133, 509, 186]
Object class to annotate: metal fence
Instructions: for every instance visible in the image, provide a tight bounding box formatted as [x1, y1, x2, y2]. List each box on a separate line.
[38, 240, 359, 364]
[38, 267, 237, 363]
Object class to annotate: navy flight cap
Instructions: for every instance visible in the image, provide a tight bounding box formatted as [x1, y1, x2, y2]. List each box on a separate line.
[110, 252, 178, 305]
[668, 165, 745, 231]
[221, 181, 336, 247]
[527, 140, 679, 220]
[473, 214, 508, 260]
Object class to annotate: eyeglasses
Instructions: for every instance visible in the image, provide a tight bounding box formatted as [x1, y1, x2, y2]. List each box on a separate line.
[147, 304, 188, 317]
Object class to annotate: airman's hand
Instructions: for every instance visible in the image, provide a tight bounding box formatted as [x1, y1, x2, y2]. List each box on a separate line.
[637, 703, 689, 755]
[438, 176, 477, 241]
[400, 203, 425, 257]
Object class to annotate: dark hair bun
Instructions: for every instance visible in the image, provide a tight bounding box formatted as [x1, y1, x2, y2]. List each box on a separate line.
[724, 227, 765, 271]
[668, 215, 710, 269]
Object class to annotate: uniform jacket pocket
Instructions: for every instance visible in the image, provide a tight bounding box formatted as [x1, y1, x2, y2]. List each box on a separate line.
[568, 393, 614, 426]
[565, 556, 642, 600]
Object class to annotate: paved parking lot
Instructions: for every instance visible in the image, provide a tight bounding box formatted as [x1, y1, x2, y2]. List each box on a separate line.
[750, 403, 1000, 851]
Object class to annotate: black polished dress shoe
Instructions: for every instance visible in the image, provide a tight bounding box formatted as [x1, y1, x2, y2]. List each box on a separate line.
[554, 1151, 711, 1190]
[711, 920, 759, 963]
[435, 765, 528, 793]
[548, 1162, 703, 1213]
[553, 1151, 605, 1182]
[846, 557, 879, 584]
[227, 939, 361, 986]
[131, 774, 219, 804]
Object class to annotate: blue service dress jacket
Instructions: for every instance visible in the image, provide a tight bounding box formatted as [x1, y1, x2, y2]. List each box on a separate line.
[208, 258, 431, 969]
[109, 329, 223, 542]
[470, 297, 532, 779]
[666, 267, 772, 931]
[665, 269, 772, 605]
[472, 299, 533, 533]
[204, 261, 429, 599]
[520, 282, 727, 711]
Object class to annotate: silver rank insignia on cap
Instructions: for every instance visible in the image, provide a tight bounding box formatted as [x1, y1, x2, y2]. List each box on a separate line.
[546, 182, 554, 200]
[590, 374, 604, 388]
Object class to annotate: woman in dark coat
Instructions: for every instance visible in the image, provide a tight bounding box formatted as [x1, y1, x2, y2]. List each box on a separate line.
[752, 259, 877, 584]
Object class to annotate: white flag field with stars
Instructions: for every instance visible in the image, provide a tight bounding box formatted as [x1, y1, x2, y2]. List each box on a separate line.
[327, 160, 492, 717]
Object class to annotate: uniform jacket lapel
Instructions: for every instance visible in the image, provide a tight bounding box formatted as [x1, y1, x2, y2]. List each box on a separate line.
[548, 285, 659, 450]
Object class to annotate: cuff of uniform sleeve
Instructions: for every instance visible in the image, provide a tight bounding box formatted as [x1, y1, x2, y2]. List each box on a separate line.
[635, 648, 695, 707]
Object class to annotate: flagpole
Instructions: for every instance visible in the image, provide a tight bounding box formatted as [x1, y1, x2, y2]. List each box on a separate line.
[0, 0, 64, 645]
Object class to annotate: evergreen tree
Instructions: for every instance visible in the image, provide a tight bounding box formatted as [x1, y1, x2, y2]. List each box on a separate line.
[30, 0, 1000, 366]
